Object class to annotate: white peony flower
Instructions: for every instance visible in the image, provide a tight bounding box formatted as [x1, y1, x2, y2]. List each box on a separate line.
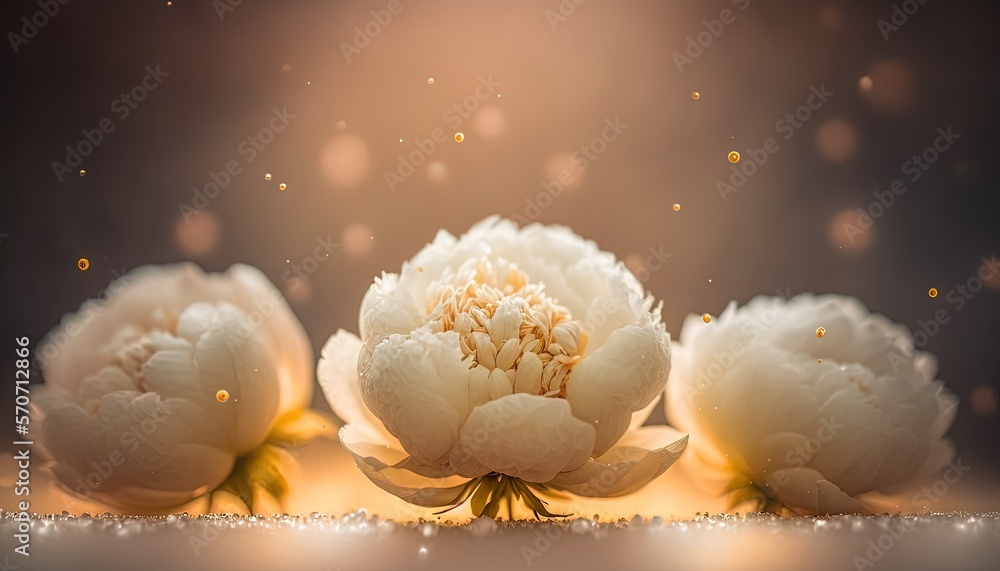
[35, 263, 323, 512]
[666, 293, 958, 515]
[319, 217, 687, 517]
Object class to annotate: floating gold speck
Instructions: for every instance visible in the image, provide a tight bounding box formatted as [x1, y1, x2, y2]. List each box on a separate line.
[816, 327, 826, 338]
[692, 91, 701, 100]
[454, 132, 465, 143]
[216, 390, 230, 403]
[77, 258, 90, 271]
[702, 314, 711, 323]
[279, 183, 287, 191]
[928, 287, 938, 298]
[79, 169, 86, 176]
[817, 358, 822, 363]
[265, 173, 272, 181]
[673, 203, 681, 212]
[728, 151, 740, 163]
[427, 77, 435, 85]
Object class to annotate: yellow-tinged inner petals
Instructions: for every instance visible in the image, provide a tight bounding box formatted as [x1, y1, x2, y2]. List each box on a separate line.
[427, 259, 586, 404]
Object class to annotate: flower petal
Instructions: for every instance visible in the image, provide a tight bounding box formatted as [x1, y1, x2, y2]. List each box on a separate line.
[340, 425, 471, 508]
[549, 426, 687, 497]
[456, 394, 595, 483]
[565, 314, 671, 456]
[317, 329, 397, 446]
[360, 329, 470, 465]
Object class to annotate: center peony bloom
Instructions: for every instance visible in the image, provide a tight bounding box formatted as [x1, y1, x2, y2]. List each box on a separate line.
[319, 217, 687, 517]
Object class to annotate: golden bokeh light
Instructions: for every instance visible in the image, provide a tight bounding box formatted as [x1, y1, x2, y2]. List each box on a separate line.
[472, 106, 507, 138]
[319, 134, 370, 189]
[816, 327, 826, 338]
[815, 119, 859, 163]
[216, 390, 230, 403]
[728, 151, 740, 163]
[175, 210, 220, 256]
[828, 208, 874, 253]
[77, 258, 90, 271]
[863, 60, 916, 114]
[341, 223, 373, 259]
[970, 385, 998, 416]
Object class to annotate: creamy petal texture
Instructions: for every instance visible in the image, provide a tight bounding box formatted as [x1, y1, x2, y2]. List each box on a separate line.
[666, 293, 957, 515]
[318, 217, 687, 513]
[35, 263, 313, 510]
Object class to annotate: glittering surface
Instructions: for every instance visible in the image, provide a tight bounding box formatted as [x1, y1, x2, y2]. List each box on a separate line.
[2, 511, 998, 570]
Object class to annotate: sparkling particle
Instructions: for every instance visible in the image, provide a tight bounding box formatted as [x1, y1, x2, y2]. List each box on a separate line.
[417, 546, 428, 560]
[692, 91, 701, 100]
[79, 169, 86, 176]
[77, 258, 90, 271]
[427, 77, 435, 85]
[265, 173, 272, 181]
[816, 327, 827, 338]
[673, 203, 681, 212]
[279, 183, 287, 191]
[928, 287, 938, 298]
[818, 359, 822, 363]
[454, 132, 465, 143]
[216, 390, 230, 403]
[728, 151, 740, 163]
[702, 314, 712, 323]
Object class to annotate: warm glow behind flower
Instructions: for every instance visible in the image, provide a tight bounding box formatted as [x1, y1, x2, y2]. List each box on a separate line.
[35, 263, 315, 511]
[666, 293, 958, 515]
[319, 217, 687, 517]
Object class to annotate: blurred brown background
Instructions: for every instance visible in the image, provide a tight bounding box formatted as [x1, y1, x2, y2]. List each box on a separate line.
[1, 0, 997, 483]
